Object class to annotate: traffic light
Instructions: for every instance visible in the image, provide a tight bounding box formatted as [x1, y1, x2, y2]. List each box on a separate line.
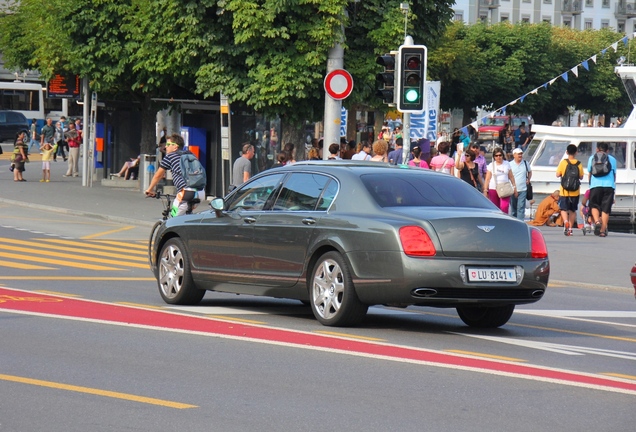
[375, 53, 396, 105]
[397, 45, 427, 113]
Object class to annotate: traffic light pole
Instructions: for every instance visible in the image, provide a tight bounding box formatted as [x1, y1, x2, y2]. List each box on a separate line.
[401, 36, 414, 165]
[323, 42, 344, 160]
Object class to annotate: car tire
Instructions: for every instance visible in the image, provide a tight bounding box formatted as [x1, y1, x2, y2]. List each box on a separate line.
[158, 237, 205, 305]
[309, 251, 368, 327]
[456, 304, 515, 328]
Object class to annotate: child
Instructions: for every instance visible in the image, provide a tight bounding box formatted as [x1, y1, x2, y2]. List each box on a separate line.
[40, 141, 57, 182]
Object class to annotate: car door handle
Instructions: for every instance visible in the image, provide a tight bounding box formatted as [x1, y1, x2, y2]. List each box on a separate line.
[302, 218, 316, 225]
[243, 216, 257, 224]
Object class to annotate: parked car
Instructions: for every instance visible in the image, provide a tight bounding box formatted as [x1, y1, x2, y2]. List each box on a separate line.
[149, 161, 550, 328]
[631, 262, 636, 300]
[0, 110, 29, 143]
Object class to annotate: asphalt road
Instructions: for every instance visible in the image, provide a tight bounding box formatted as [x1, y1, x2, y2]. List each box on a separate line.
[0, 200, 634, 431]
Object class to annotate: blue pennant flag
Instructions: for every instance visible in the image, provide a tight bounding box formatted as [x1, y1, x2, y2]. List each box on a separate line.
[623, 36, 629, 46]
[520, 95, 526, 103]
[543, 83, 548, 89]
[460, 127, 469, 136]
[581, 60, 589, 71]
[601, 49, 607, 56]
[561, 72, 569, 82]
[501, 106, 506, 115]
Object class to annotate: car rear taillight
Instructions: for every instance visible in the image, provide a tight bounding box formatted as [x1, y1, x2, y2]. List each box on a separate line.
[399, 226, 436, 257]
[530, 228, 548, 259]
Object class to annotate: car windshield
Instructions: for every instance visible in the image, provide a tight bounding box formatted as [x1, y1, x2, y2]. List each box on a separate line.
[483, 118, 506, 126]
[361, 172, 494, 209]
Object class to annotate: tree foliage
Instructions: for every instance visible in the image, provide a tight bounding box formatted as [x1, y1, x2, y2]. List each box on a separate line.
[429, 22, 632, 124]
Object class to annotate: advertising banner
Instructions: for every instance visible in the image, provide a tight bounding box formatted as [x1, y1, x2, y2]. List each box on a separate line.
[409, 81, 440, 142]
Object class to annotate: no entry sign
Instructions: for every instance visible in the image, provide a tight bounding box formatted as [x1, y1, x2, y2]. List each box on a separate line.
[324, 69, 353, 100]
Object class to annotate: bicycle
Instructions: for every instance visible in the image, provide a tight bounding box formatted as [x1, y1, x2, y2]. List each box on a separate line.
[148, 191, 200, 260]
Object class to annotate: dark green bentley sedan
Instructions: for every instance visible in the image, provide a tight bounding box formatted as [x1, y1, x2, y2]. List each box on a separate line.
[149, 161, 549, 328]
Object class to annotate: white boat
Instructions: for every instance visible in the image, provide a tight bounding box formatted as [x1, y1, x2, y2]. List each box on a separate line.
[526, 65, 636, 222]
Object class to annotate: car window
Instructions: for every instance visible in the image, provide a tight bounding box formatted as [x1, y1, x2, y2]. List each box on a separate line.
[362, 173, 494, 209]
[316, 179, 338, 211]
[533, 140, 569, 166]
[0, 112, 6, 123]
[7, 112, 23, 123]
[226, 173, 285, 212]
[273, 173, 332, 211]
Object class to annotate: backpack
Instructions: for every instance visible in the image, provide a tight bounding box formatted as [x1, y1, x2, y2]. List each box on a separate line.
[590, 152, 611, 177]
[179, 150, 206, 190]
[560, 160, 581, 192]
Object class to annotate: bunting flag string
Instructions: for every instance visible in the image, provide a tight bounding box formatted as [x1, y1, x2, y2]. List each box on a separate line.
[458, 33, 635, 134]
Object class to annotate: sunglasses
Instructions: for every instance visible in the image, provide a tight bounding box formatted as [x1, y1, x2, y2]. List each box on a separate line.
[166, 142, 178, 147]
[494, 154, 503, 157]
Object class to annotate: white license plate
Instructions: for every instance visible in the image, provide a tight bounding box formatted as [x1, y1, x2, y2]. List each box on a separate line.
[467, 268, 515, 282]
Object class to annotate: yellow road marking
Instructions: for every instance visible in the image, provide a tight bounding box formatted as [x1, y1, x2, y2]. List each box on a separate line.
[0, 251, 122, 271]
[35, 290, 82, 297]
[0, 238, 147, 263]
[0, 373, 197, 409]
[446, 349, 526, 362]
[314, 331, 385, 342]
[0, 246, 148, 270]
[207, 315, 267, 325]
[602, 373, 636, 381]
[0, 276, 155, 281]
[513, 322, 636, 343]
[115, 302, 165, 310]
[89, 240, 148, 250]
[37, 238, 148, 253]
[81, 226, 137, 240]
[0, 260, 55, 270]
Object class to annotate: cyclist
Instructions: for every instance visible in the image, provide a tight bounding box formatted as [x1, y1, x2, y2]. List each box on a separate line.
[145, 133, 204, 217]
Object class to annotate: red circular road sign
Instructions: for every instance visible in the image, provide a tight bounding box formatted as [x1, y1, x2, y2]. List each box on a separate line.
[324, 69, 353, 100]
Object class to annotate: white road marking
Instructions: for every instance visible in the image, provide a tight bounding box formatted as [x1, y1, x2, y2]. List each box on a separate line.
[517, 310, 636, 318]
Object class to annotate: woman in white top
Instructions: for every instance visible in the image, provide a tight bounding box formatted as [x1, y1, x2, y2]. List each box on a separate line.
[483, 147, 517, 213]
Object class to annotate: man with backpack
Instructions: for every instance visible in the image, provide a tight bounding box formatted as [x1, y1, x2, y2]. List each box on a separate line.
[556, 144, 584, 236]
[587, 142, 617, 237]
[145, 133, 206, 217]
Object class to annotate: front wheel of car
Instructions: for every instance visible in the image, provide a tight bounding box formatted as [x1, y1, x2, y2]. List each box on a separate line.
[310, 251, 368, 327]
[456, 304, 515, 328]
[158, 238, 205, 305]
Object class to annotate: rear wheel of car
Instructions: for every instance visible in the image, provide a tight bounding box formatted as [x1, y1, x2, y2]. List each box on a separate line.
[456, 304, 515, 328]
[310, 251, 368, 327]
[158, 238, 205, 305]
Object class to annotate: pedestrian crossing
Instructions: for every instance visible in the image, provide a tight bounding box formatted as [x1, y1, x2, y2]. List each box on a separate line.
[0, 237, 149, 273]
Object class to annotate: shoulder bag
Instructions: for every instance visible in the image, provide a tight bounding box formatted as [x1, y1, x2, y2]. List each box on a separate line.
[524, 160, 533, 200]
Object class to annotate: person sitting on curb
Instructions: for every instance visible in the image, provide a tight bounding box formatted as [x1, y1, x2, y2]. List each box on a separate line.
[529, 190, 562, 227]
[112, 155, 141, 179]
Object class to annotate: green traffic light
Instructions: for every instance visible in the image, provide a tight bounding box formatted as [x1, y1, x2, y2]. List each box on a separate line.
[405, 89, 420, 103]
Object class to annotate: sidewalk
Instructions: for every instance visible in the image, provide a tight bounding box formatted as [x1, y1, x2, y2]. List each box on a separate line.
[1, 142, 634, 293]
[0, 144, 164, 227]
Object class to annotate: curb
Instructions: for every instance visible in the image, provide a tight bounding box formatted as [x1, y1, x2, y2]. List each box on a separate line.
[0, 197, 156, 228]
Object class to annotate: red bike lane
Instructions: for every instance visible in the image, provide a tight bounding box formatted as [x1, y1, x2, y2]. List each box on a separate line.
[1, 286, 635, 396]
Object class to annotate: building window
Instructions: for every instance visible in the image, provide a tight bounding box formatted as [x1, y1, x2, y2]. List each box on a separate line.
[584, 19, 593, 29]
[601, 0, 609, 7]
[618, 21, 625, 33]
[501, 14, 509, 22]
[542, 15, 552, 24]
[601, 19, 609, 29]
[563, 19, 571, 28]
[479, 14, 488, 23]
[522, 0, 531, 3]
[521, 15, 531, 22]
[454, 11, 464, 22]
[585, 0, 593, 7]
[543, 0, 552, 3]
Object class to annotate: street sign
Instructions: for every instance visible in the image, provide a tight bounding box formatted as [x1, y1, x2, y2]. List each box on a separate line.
[324, 69, 353, 101]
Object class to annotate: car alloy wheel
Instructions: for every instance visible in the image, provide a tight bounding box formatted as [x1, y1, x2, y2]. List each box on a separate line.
[310, 251, 367, 327]
[158, 238, 205, 305]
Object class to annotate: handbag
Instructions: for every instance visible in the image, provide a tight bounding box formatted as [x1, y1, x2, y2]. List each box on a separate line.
[526, 182, 533, 200]
[496, 182, 514, 198]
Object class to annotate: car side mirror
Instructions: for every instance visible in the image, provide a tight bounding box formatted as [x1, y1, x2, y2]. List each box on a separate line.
[210, 198, 225, 217]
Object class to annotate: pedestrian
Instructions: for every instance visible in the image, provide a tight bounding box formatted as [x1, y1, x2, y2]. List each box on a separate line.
[40, 140, 57, 182]
[231, 143, 255, 188]
[462, 143, 486, 190]
[509, 148, 532, 221]
[54, 121, 67, 162]
[351, 142, 372, 161]
[529, 191, 562, 227]
[587, 142, 617, 237]
[39, 118, 55, 158]
[455, 147, 480, 189]
[418, 138, 431, 165]
[57, 116, 69, 161]
[483, 147, 517, 213]
[28, 118, 39, 154]
[556, 144, 584, 236]
[407, 146, 429, 169]
[327, 143, 341, 160]
[388, 138, 403, 165]
[307, 147, 321, 160]
[63, 122, 82, 177]
[145, 134, 205, 217]
[503, 129, 514, 160]
[370, 140, 388, 162]
[12, 131, 28, 182]
[518, 125, 530, 151]
[429, 142, 454, 175]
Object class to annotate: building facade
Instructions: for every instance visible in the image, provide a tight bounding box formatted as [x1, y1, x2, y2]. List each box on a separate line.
[453, 0, 635, 33]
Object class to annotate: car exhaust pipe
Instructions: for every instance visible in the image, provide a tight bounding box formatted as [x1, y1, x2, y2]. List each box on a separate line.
[531, 290, 545, 298]
[411, 288, 438, 298]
